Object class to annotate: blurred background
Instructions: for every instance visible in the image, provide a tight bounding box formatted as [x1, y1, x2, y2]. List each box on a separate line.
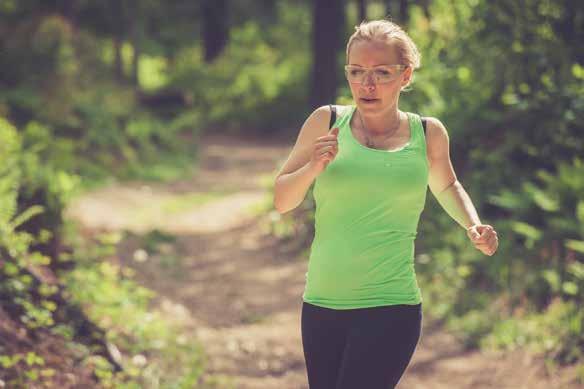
[0, 0, 583, 388]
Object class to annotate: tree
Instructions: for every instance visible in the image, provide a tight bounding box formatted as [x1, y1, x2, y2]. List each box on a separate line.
[357, 0, 367, 22]
[309, 0, 346, 110]
[201, 0, 230, 63]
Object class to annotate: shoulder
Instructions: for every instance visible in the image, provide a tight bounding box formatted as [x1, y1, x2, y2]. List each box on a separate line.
[422, 116, 450, 159]
[295, 104, 338, 144]
[306, 105, 335, 127]
[307, 104, 351, 127]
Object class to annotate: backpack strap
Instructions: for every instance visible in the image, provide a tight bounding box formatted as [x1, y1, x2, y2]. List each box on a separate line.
[328, 104, 337, 129]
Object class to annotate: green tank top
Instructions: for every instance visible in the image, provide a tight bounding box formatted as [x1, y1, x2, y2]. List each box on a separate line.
[302, 105, 428, 310]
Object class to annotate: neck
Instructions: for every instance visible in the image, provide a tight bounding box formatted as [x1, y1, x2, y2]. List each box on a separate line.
[359, 106, 401, 135]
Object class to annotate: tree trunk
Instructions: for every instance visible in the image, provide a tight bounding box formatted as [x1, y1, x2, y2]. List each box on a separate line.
[309, 0, 345, 110]
[357, 0, 367, 22]
[201, 0, 229, 63]
[57, 0, 77, 25]
[419, 0, 431, 19]
[113, 37, 124, 82]
[109, 0, 125, 83]
[259, 0, 278, 25]
[384, 0, 394, 19]
[129, 16, 141, 86]
[399, 0, 409, 24]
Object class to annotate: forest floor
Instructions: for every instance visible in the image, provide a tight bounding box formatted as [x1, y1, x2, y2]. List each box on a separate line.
[65, 132, 581, 389]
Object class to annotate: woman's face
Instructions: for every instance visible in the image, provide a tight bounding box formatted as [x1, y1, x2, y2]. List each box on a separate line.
[346, 40, 412, 114]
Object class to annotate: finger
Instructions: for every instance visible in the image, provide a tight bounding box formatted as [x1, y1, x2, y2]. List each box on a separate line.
[481, 227, 496, 239]
[484, 238, 495, 251]
[316, 146, 336, 155]
[483, 243, 495, 255]
[318, 149, 335, 159]
[317, 152, 331, 161]
[479, 231, 494, 242]
[316, 144, 335, 152]
[329, 127, 340, 136]
[478, 244, 495, 256]
[469, 232, 486, 243]
[315, 141, 338, 149]
[317, 133, 339, 141]
[467, 226, 481, 240]
[474, 243, 489, 250]
[479, 228, 492, 238]
[487, 234, 497, 245]
[488, 231, 499, 243]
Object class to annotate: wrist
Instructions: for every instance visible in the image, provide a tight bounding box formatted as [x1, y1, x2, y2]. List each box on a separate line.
[466, 221, 481, 229]
[305, 160, 320, 175]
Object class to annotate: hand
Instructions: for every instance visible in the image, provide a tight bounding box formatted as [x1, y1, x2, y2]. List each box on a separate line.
[467, 224, 499, 256]
[310, 127, 339, 175]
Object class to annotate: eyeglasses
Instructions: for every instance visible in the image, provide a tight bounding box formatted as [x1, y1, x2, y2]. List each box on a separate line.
[344, 65, 408, 84]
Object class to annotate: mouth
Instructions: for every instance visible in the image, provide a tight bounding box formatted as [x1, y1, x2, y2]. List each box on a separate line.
[360, 97, 379, 103]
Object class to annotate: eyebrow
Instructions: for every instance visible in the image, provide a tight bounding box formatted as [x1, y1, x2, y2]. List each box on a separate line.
[348, 63, 393, 67]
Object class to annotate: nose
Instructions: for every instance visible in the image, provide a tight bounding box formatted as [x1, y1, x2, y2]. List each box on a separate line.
[362, 71, 376, 87]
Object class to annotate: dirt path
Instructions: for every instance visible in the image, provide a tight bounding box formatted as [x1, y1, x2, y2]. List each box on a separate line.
[65, 133, 579, 389]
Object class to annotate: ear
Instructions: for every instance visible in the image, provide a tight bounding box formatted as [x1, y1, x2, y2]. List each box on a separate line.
[400, 66, 413, 88]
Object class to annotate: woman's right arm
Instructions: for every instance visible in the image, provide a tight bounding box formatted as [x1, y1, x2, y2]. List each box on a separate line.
[273, 105, 337, 214]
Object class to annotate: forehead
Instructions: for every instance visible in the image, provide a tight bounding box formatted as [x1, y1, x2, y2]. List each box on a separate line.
[348, 40, 400, 66]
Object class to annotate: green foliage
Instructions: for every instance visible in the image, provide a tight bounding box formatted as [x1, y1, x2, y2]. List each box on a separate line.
[0, 118, 60, 329]
[482, 299, 584, 364]
[0, 117, 65, 387]
[1, 116, 204, 387]
[0, 352, 55, 388]
[169, 3, 311, 132]
[2, 0, 583, 383]
[270, 0, 584, 368]
[62, 229, 206, 387]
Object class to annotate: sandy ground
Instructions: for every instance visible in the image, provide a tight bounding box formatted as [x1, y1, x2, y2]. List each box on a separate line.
[65, 132, 581, 389]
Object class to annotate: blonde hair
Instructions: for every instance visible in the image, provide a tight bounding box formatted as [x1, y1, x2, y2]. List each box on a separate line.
[346, 19, 421, 69]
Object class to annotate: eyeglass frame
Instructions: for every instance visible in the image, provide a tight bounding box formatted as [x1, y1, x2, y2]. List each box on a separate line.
[344, 64, 409, 84]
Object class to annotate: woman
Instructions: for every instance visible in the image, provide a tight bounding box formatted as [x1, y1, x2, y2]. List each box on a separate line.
[273, 19, 499, 389]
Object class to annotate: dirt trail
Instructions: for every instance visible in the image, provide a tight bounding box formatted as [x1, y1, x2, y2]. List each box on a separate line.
[65, 133, 579, 389]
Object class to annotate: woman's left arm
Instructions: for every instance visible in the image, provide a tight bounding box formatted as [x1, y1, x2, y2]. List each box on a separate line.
[425, 117, 499, 256]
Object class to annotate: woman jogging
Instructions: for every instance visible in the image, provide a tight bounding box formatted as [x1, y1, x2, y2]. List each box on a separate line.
[273, 19, 499, 389]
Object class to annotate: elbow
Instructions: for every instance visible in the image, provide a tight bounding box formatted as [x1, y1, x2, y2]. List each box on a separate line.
[273, 196, 287, 214]
[274, 204, 290, 215]
[273, 174, 305, 214]
[273, 176, 291, 214]
[273, 198, 294, 215]
[438, 179, 460, 196]
[273, 193, 297, 215]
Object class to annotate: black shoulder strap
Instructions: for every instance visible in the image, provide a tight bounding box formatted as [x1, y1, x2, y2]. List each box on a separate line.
[421, 117, 427, 135]
[328, 104, 337, 129]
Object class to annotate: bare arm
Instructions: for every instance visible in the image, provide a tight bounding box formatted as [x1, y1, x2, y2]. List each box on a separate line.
[425, 117, 481, 229]
[273, 106, 337, 214]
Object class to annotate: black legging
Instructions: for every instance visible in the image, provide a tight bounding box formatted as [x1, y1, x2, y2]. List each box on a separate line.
[301, 301, 422, 389]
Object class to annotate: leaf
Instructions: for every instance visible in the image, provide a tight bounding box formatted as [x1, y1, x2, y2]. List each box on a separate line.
[567, 262, 584, 280]
[577, 201, 584, 222]
[562, 281, 578, 296]
[487, 190, 525, 210]
[511, 221, 542, 241]
[565, 239, 584, 254]
[542, 269, 560, 292]
[8, 205, 45, 230]
[523, 182, 559, 212]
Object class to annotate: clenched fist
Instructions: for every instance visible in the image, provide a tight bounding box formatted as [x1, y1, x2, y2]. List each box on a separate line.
[309, 126, 339, 175]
